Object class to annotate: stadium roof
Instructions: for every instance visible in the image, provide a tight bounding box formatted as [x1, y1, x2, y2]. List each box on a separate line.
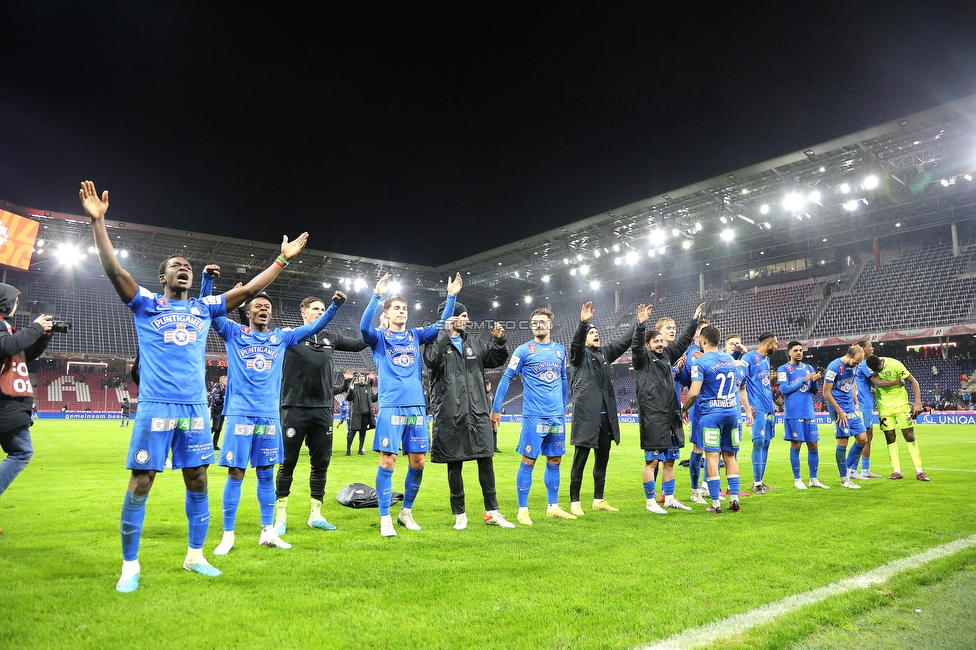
[4, 93, 976, 311]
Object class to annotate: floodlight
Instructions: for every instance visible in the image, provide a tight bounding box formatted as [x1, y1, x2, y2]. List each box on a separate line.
[720, 229, 734, 242]
[492, 301, 499, 308]
[863, 175, 879, 189]
[612, 244, 620, 252]
[759, 204, 769, 215]
[840, 183, 850, 194]
[940, 179, 950, 187]
[808, 190, 821, 203]
[322, 282, 332, 288]
[695, 222, 702, 231]
[843, 200, 859, 211]
[570, 269, 577, 276]
[625, 251, 638, 264]
[682, 240, 692, 250]
[524, 295, 532, 304]
[541, 275, 550, 283]
[614, 257, 622, 265]
[589, 280, 600, 290]
[579, 265, 589, 275]
[782, 192, 805, 212]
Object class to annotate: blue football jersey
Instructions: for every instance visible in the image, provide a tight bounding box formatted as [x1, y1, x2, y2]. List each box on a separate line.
[824, 357, 858, 414]
[741, 351, 775, 413]
[855, 359, 875, 411]
[492, 340, 568, 417]
[216, 301, 338, 417]
[126, 286, 227, 404]
[361, 293, 455, 408]
[778, 362, 817, 419]
[690, 350, 740, 418]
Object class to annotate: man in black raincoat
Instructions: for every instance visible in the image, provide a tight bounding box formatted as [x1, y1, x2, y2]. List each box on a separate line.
[632, 300, 704, 514]
[345, 373, 376, 454]
[567, 300, 636, 516]
[0, 283, 53, 535]
[424, 301, 514, 530]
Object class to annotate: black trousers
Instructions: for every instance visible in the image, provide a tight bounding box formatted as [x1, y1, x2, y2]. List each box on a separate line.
[275, 406, 333, 501]
[211, 412, 225, 448]
[346, 421, 368, 453]
[447, 457, 499, 515]
[569, 412, 613, 502]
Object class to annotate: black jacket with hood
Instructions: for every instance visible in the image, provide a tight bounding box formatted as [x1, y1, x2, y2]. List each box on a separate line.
[0, 283, 51, 432]
[569, 319, 636, 448]
[631, 318, 697, 451]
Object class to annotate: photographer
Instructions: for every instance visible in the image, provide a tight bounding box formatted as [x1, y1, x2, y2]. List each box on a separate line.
[0, 283, 53, 533]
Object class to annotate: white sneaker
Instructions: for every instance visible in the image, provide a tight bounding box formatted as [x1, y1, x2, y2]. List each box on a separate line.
[484, 510, 516, 528]
[397, 509, 421, 531]
[259, 529, 292, 549]
[808, 478, 831, 489]
[840, 478, 862, 489]
[664, 498, 692, 511]
[379, 515, 397, 537]
[848, 468, 864, 480]
[213, 531, 235, 556]
[453, 513, 468, 530]
[646, 501, 668, 515]
[794, 479, 808, 490]
[689, 490, 708, 505]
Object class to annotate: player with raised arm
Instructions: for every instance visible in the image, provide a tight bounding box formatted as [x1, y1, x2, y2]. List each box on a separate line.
[853, 341, 882, 478]
[822, 345, 868, 489]
[362, 272, 462, 537]
[567, 300, 636, 516]
[209, 286, 343, 555]
[741, 333, 777, 494]
[633, 302, 703, 514]
[78, 180, 308, 593]
[866, 354, 927, 481]
[722, 334, 751, 498]
[490, 307, 573, 525]
[778, 341, 828, 490]
[681, 326, 752, 513]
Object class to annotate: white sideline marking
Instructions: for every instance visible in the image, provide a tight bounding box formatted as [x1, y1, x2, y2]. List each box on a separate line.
[925, 468, 976, 472]
[639, 533, 976, 650]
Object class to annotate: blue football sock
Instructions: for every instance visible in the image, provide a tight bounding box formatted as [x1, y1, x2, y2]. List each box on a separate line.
[789, 447, 801, 479]
[761, 439, 771, 481]
[376, 466, 394, 516]
[835, 445, 847, 478]
[653, 465, 659, 482]
[403, 466, 424, 509]
[222, 476, 243, 532]
[808, 449, 819, 479]
[689, 451, 702, 490]
[543, 463, 560, 506]
[862, 455, 871, 472]
[516, 462, 534, 508]
[847, 443, 864, 472]
[255, 467, 275, 526]
[643, 480, 655, 500]
[185, 489, 209, 550]
[121, 491, 147, 562]
[706, 477, 721, 502]
[663, 479, 675, 497]
[728, 474, 740, 496]
[751, 438, 764, 483]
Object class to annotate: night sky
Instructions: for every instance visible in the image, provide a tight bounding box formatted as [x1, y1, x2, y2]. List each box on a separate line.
[2, 2, 975, 266]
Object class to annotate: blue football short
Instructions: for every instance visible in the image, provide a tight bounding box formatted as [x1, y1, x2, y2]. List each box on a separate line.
[373, 406, 429, 455]
[517, 416, 566, 459]
[699, 413, 740, 453]
[644, 448, 680, 463]
[783, 419, 820, 443]
[218, 415, 284, 468]
[751, 411, 775, 441]
[834, 412, 867, 439]
[126, 402, 213, 472]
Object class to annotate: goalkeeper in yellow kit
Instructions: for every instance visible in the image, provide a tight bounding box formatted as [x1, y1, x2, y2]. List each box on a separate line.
[864, 354, 928, 481]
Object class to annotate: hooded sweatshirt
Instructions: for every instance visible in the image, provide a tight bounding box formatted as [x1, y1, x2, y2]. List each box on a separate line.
[0, 283, 51, 431]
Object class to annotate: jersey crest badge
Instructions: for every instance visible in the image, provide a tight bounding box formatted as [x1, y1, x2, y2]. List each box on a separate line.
[269, 334, 279, 344]
[164, 324, 197, 346]
[242, 326, 251, 334]
[385, 330, 393, 339]
[190, 306, 202, 316]
[556, 350, 563, 359]
[246, 354, 272, 372]
[408, 332, 414, 342]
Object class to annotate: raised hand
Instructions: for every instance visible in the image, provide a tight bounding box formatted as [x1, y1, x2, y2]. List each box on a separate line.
[33, 314, 53, 333]
[636, 303, 651, 325]
[344, 369, 354, 379]
[580, 301, 595, 322]
[280, 232, 309, 261]
[79, 181, 109, 220]
[332, 290, 347, 305]
[489, 322, 505, 339]
[375, 273, 392, 296]
[204, 264, 221, 278]
[447, 273, 463, 296]
[693, 302, 706, 319]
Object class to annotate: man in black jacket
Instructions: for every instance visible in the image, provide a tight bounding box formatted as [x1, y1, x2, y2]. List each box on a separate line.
[0, 283, 53, 534]
[425, 301, 514, 529]
[632, 300, 704, 514]
[273, 295, 366, 535]
[568, 300, 636, 516]
[345, 373, 377, 455]
[208, 376, 226, 449]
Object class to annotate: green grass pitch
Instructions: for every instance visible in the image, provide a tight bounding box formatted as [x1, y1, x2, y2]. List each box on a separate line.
[1, 420, 974, 649]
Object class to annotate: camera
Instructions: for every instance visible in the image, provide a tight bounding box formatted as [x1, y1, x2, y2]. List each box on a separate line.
[51, 321, 71, 334]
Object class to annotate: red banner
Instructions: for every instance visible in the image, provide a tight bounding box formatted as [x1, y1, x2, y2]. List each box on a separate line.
[0, 210, 39, 270]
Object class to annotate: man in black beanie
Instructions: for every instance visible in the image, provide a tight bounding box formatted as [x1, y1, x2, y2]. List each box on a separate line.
[424, 300, 514, 529]
[0, 283, 53, 535]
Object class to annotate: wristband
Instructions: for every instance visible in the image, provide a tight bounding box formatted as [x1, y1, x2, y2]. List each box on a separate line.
[275, 254, 289, 268]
